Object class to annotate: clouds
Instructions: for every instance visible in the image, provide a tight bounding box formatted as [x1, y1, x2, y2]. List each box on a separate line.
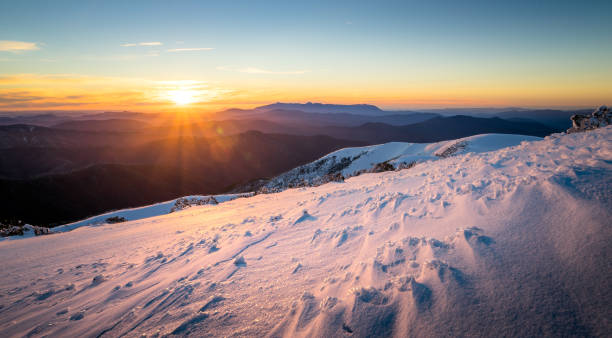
[120, 42, 162, 47]
[120, 42, 214, 54]
[217, 66, 309, 75]
[0, 40, 40, 53]
[0, 74, 151, 110]
[0, 91, 45, 103]
[167, 47, 214, 52]
[0, 74, 233, 111]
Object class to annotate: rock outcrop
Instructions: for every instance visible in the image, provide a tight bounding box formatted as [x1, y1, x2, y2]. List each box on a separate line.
[0, 223, 51, 237]
[567, 105, 611, 133]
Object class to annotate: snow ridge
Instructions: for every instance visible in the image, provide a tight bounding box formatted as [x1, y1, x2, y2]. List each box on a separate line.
[260, 134, 540, 193]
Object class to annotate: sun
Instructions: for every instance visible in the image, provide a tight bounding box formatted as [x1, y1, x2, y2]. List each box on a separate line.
[166, 89, 198, 105]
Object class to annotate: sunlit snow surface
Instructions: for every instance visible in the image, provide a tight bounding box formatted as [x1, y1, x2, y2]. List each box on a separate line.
[0, 129, 610, 337]
[53, 194, 247, 234]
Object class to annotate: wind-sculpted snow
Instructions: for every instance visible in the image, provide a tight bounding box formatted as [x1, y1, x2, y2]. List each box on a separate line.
[0, 128, 610, 337]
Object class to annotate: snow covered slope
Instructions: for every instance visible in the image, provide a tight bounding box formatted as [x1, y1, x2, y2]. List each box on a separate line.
[52, 194, 248, 234]
[1, 194, 249, 241]
[262, 134, 540, 191]
[0, 128, 610, 337]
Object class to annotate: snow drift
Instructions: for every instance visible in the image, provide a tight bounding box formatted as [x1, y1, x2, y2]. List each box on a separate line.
[0, 128, 610, 337]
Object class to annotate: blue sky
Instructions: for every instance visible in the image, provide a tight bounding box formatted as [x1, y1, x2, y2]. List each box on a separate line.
[1, 0, 610, 111]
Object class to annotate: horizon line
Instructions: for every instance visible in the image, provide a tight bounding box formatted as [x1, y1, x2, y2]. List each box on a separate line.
[0, 103, 602, 116]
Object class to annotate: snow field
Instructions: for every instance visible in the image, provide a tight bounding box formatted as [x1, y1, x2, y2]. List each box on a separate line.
[0, 128, 610, 336]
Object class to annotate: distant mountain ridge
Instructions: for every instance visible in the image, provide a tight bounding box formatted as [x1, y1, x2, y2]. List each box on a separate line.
[219, 108, 439, 126]
[313, 115, 557, 143]
[255, 102, 386, 115]
[1, 104, 599, 132]
[487, 109, 592, 130]
[52, 118, 150, 132]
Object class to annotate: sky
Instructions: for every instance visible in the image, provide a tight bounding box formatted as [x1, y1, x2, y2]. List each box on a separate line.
[0, 0, 611, 112]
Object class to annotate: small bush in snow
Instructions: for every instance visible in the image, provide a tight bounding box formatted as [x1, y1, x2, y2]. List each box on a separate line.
[105, 216, 127, 224]
[323, 172, 345, 183]
[369, 161, 396, 173]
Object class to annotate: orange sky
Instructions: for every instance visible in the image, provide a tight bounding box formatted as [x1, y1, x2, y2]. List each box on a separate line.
[0, 73, 609, 113]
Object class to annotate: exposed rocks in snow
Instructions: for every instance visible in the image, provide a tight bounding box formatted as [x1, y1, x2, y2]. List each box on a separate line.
[257, 158, 416, 195]
[170, 196, 219, 213]
[253, 153, 366, 193]
[355, 160, 417, 176]
[0, 225, 25, 237]
[567, 105, 611, 133]
[396, 161, 418, 170]
[0, 222, 52, 238]
[368, 160, 396, 173]
[435, 141, 467, 158]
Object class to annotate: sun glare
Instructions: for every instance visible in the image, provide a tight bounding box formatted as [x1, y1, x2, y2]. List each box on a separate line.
[166, 89, 198, 105]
